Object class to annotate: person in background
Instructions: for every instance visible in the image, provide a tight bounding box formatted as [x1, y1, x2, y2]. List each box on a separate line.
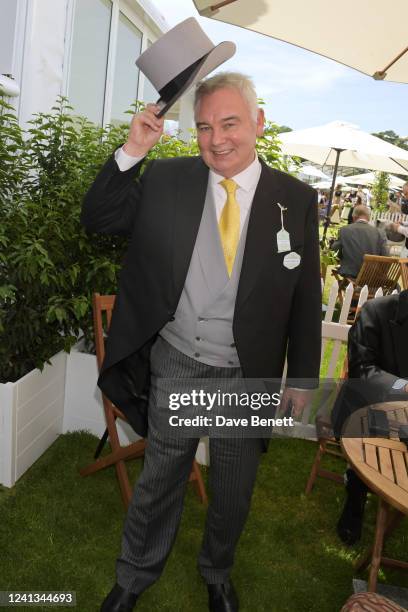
[332, 291, 408, 544]
[318, 190, 327, 221]
[339, 193, 353, 223]
[388, 191, 401, 214]
[318, 189, 330, 222]
[344, 191, 358, 224]
[389, 215, 408, 257]
[331, 205, 388, 278]
[333, 184, 343, 210]
[356, 185, 366, 205]
[400, 182, 408, 214]
[363, 187, 372, 207]
[329, 185, 342, 224]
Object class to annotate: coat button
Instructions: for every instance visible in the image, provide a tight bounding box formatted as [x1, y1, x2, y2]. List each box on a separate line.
[169, 315, 175, 321]
[228, 360, 234, 365]
[194, 352, 200, 357]
[195, 337, 201, 341]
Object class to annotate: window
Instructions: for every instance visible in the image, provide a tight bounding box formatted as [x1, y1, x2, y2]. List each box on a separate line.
[0, 1, 18, 75]
[142, 40, 159, 105]
[68, 0, 112, 124]
[110, 13, 142, 125]
[67, 0, 165, 126]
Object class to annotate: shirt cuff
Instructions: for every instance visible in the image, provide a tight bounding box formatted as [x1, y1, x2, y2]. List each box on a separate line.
[392, 378, 408, 390]
[114, 146, 145, 171]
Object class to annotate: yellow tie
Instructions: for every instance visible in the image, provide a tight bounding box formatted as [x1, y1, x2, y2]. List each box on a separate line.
[219, 179, 240, 276]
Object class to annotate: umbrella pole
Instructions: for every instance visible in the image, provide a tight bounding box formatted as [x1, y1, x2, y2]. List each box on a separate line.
[321, 148, 343, 246]
[390, 157, 408, 173]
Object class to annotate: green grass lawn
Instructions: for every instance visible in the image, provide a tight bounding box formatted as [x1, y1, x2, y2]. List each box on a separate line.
[0, 432, 407, 612]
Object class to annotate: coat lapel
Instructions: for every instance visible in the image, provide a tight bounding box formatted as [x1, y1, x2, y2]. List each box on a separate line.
[172, 158, 209, 299]
[235, 161, 283, 311]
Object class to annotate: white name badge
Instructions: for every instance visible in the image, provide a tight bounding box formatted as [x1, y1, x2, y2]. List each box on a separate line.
[277, 229, 291, 253]
[283, 251, 301, 269]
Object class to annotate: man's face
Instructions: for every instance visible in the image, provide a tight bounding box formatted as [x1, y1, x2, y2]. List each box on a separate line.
[403, 184, 408, 198]
[195, 87, 264, 178]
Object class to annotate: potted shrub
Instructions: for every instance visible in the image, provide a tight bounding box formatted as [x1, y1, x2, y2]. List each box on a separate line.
[0, 97, 131, 485]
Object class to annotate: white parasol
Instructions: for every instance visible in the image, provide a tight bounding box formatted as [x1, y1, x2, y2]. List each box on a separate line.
[192, 0, 408, 83]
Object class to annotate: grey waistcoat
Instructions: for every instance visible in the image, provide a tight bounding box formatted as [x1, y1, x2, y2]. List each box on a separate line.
[160, 181, 250, 367]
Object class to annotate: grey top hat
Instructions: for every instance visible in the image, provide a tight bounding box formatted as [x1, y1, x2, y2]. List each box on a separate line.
[136, 17, 236, 117]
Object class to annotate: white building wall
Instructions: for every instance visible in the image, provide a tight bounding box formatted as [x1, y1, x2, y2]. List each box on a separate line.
[0, 0, 20, 75]
[1, 0, 195, 137]
[1, 0, 186, 128]
[18, 0, 69, 128]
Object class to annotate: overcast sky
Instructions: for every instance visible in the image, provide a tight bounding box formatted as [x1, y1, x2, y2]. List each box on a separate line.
[151, 0, 407, 136]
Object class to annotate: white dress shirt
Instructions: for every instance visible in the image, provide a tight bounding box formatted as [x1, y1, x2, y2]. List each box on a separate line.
[209, 155, 261, 237]
[115, 147, 262, 237]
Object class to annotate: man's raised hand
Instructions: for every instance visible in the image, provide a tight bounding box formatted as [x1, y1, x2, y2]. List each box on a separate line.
[278, 387, 312, 421]
[123, 104, 164, 158]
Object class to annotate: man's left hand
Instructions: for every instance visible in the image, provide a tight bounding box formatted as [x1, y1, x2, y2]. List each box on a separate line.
[278, 388, 313, 421]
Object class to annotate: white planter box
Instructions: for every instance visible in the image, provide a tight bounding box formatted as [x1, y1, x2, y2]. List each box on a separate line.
[63, 342, 139, 446]
[0, 351, 66, 487]
[0, 343, 208, 488]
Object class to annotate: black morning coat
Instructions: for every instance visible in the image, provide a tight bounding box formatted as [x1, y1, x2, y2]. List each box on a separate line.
[81, 154, 322, 449]
[332, 290, 408, 436]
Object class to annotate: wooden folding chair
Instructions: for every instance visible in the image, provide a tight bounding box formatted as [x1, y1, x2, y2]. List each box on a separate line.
[333, 255, 401, 322]
[305, 319, 351, 494]
[400, 257, 408, 290]
[80, 293, 208, 508]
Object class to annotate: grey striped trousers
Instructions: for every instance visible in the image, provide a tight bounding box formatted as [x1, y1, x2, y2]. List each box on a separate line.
[116, 336, 262, 594]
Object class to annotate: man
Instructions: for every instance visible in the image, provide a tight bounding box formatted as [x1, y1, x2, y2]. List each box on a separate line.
[400, 181, 408, 214]
[331, 204, 388, 278]
[356, 185, 366, 205]
[332, 290, 408, 544]
[81, 73, 321, 611]
[389, 209, 408, 257]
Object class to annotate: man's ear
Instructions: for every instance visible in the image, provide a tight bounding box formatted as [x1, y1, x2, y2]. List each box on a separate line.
[256, 108, 265, 137]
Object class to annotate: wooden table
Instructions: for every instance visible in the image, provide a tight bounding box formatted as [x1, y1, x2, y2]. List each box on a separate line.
[341, 401, 408, 591]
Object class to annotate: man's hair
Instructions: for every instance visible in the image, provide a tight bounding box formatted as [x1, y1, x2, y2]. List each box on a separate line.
[352, 204, 370, 220]
[194, 72, 259, 122]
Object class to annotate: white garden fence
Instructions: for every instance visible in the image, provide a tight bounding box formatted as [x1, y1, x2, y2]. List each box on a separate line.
[370, 211, 408, 224]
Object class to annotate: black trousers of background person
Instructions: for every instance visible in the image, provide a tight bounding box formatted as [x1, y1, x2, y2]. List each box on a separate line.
[116, 336, 263, 594]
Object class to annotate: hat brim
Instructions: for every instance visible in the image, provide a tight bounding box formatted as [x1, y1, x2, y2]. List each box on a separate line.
[155, 41, 236, 118]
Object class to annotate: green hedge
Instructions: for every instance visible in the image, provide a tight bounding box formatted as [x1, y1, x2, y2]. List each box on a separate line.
[0, 96, 288, 383]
